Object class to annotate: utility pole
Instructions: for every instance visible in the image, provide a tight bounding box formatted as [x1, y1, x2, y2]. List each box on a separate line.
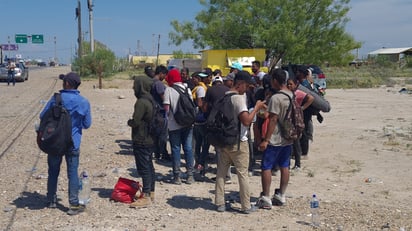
[88, 0, 94, 53]
[156, 34, 160, 66]
[54, 36, 57, 62]
[76, 0, 82, 58]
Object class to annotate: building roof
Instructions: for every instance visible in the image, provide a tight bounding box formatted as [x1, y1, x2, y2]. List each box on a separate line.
[368, 47, 412, 55]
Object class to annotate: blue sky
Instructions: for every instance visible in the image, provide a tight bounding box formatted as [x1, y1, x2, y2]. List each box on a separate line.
[1, 0, 411, 64]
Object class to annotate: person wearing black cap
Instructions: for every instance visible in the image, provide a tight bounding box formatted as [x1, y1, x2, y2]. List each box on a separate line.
[214, 70, 266, 214]
[151, 65, 170, 161]
[40, 72, 92, 215]
[144, 65, 155, 78]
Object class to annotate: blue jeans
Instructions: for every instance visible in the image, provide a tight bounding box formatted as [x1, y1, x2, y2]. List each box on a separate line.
[47, 149, 80, 206]
[133, 145, 155, 194]
[193, 124, 210, 168]
[7, 71, 15, 86]
[169, 127, 194, 177]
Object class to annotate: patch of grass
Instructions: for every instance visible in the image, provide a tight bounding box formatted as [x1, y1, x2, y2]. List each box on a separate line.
[383, 136, 400, 146]
[324, 66, 412, 89]
[307, 170, 315, 177]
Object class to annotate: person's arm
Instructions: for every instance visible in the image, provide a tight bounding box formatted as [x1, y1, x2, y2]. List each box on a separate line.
[82, 101, 92, 129]
[301, 93, 314, 110]
[238, 100, 266, 127]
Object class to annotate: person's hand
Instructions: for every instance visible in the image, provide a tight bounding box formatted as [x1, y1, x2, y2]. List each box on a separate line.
[317, 113, 324, 123]
[258, 140, 269, 152]
[127, 119, 134, 127]
[255, 100, 267, 111]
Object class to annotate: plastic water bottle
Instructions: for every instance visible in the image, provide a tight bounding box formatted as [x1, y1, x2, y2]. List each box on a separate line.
[310, 194, 320, 227]
[78, 171, 91, 205]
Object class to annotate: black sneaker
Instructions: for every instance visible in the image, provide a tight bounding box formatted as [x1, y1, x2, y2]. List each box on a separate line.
[67, 204, 85, 215]
[47, 201, 57, 208]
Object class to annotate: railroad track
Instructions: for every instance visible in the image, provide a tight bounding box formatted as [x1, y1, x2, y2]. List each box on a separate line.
[0, 67, 66, 230]
[0, 74, 58, 160]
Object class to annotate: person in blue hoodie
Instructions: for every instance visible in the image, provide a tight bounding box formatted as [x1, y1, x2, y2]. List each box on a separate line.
[39, 72, 92, 215]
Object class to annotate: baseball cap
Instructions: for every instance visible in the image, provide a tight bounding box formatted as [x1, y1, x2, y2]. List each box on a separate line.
[234, 70, 253, 84]
[223, 72, 235, 81]
[144, 65, 153, 74]
[59, 72, 81, 87]
[230, 62, 243, 71]
[212, 76, 223, 83]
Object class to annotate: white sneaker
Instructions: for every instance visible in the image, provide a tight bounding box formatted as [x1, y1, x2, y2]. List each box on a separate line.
[272, 191, 286, 206]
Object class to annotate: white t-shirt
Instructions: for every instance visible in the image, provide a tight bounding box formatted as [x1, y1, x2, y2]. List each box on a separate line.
[163, 83, 194, 131]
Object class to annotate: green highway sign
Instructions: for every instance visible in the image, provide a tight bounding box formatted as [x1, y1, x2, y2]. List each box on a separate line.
[31, 34, 44, 44]
[15, 34, 28, 43]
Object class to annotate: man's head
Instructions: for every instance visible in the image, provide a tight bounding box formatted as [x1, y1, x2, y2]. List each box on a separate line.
[233, 70, 253, 94]
[59, 72, 81, 89]
[192, 72, 208, 86]
[166, 69, 182, 87]
[155, 65, 168, 81]
[230, 62, 243, 74]
[144, 65, 155, 78]
[251, 60, 261, 74]
[180, 67, 190, 81]
[270, 68, 287, 90]
[212, 76, 223, 85]
[296, 66, 309, 83]
[223, 73, 235, 88]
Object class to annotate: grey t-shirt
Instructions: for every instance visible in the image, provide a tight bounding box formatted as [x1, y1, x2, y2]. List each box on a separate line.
[267, 90, 294, 146]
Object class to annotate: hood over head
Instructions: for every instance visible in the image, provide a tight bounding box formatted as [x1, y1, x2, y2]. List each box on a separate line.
[133, 76, 153, 98]
[166, 69, 182, 86]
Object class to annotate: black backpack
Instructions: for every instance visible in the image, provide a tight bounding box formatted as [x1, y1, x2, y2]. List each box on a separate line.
[206, 92, 239, 147]
[37, 93, 73, 155]
[141, 95, 166, 137]
[171, 85, 196, 127]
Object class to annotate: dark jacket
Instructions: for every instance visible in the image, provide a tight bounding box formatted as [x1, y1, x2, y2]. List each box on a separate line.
[128, 76, 154, 147]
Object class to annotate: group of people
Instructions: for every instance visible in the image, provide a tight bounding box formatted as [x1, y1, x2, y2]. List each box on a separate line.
[39, 60, 323, 215]
[129, 60, 323, 212]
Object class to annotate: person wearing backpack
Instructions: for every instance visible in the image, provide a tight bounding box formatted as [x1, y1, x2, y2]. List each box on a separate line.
[39, 72, 92, 215]
[214, 71, 267, 214]
[128, 76, 157, 208]
[163, 69, 195, 185]
[256, 69, 294, 209]
[151, 65, 170, 162]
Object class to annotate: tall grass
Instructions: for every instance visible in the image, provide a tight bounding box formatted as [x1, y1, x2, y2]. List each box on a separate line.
[324, 65, 412, 89]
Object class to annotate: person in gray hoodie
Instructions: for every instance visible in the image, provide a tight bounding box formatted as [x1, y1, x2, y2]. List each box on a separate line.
[127, 76, 155, 208]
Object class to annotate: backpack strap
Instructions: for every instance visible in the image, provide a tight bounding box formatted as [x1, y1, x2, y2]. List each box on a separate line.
[54, 93, 62, 106]
[224, 92, 241, 151]
[275, 91, 293, 121]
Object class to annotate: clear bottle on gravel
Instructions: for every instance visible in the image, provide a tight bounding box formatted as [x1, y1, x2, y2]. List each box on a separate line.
[78, 171, 91, 205]
[310, 194, 320, 227]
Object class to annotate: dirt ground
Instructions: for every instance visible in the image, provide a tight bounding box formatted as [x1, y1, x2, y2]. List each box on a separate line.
[0, 66, 411, 231]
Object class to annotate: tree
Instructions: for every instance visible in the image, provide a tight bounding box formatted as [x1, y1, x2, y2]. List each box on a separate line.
[169, 0, 361, 66]
[72, 40, 116, 77]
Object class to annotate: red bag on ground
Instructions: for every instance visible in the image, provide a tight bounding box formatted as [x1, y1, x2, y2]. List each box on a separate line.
[111, 177, 142, 203]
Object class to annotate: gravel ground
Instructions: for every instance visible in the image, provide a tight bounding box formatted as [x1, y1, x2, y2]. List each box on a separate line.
[0, 66, 411, 231]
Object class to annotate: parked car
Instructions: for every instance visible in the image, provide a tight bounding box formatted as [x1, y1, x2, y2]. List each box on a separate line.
[37, 61, 47, 67]
[308, 64, 326, 90]
[0, 62, 29, 82]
